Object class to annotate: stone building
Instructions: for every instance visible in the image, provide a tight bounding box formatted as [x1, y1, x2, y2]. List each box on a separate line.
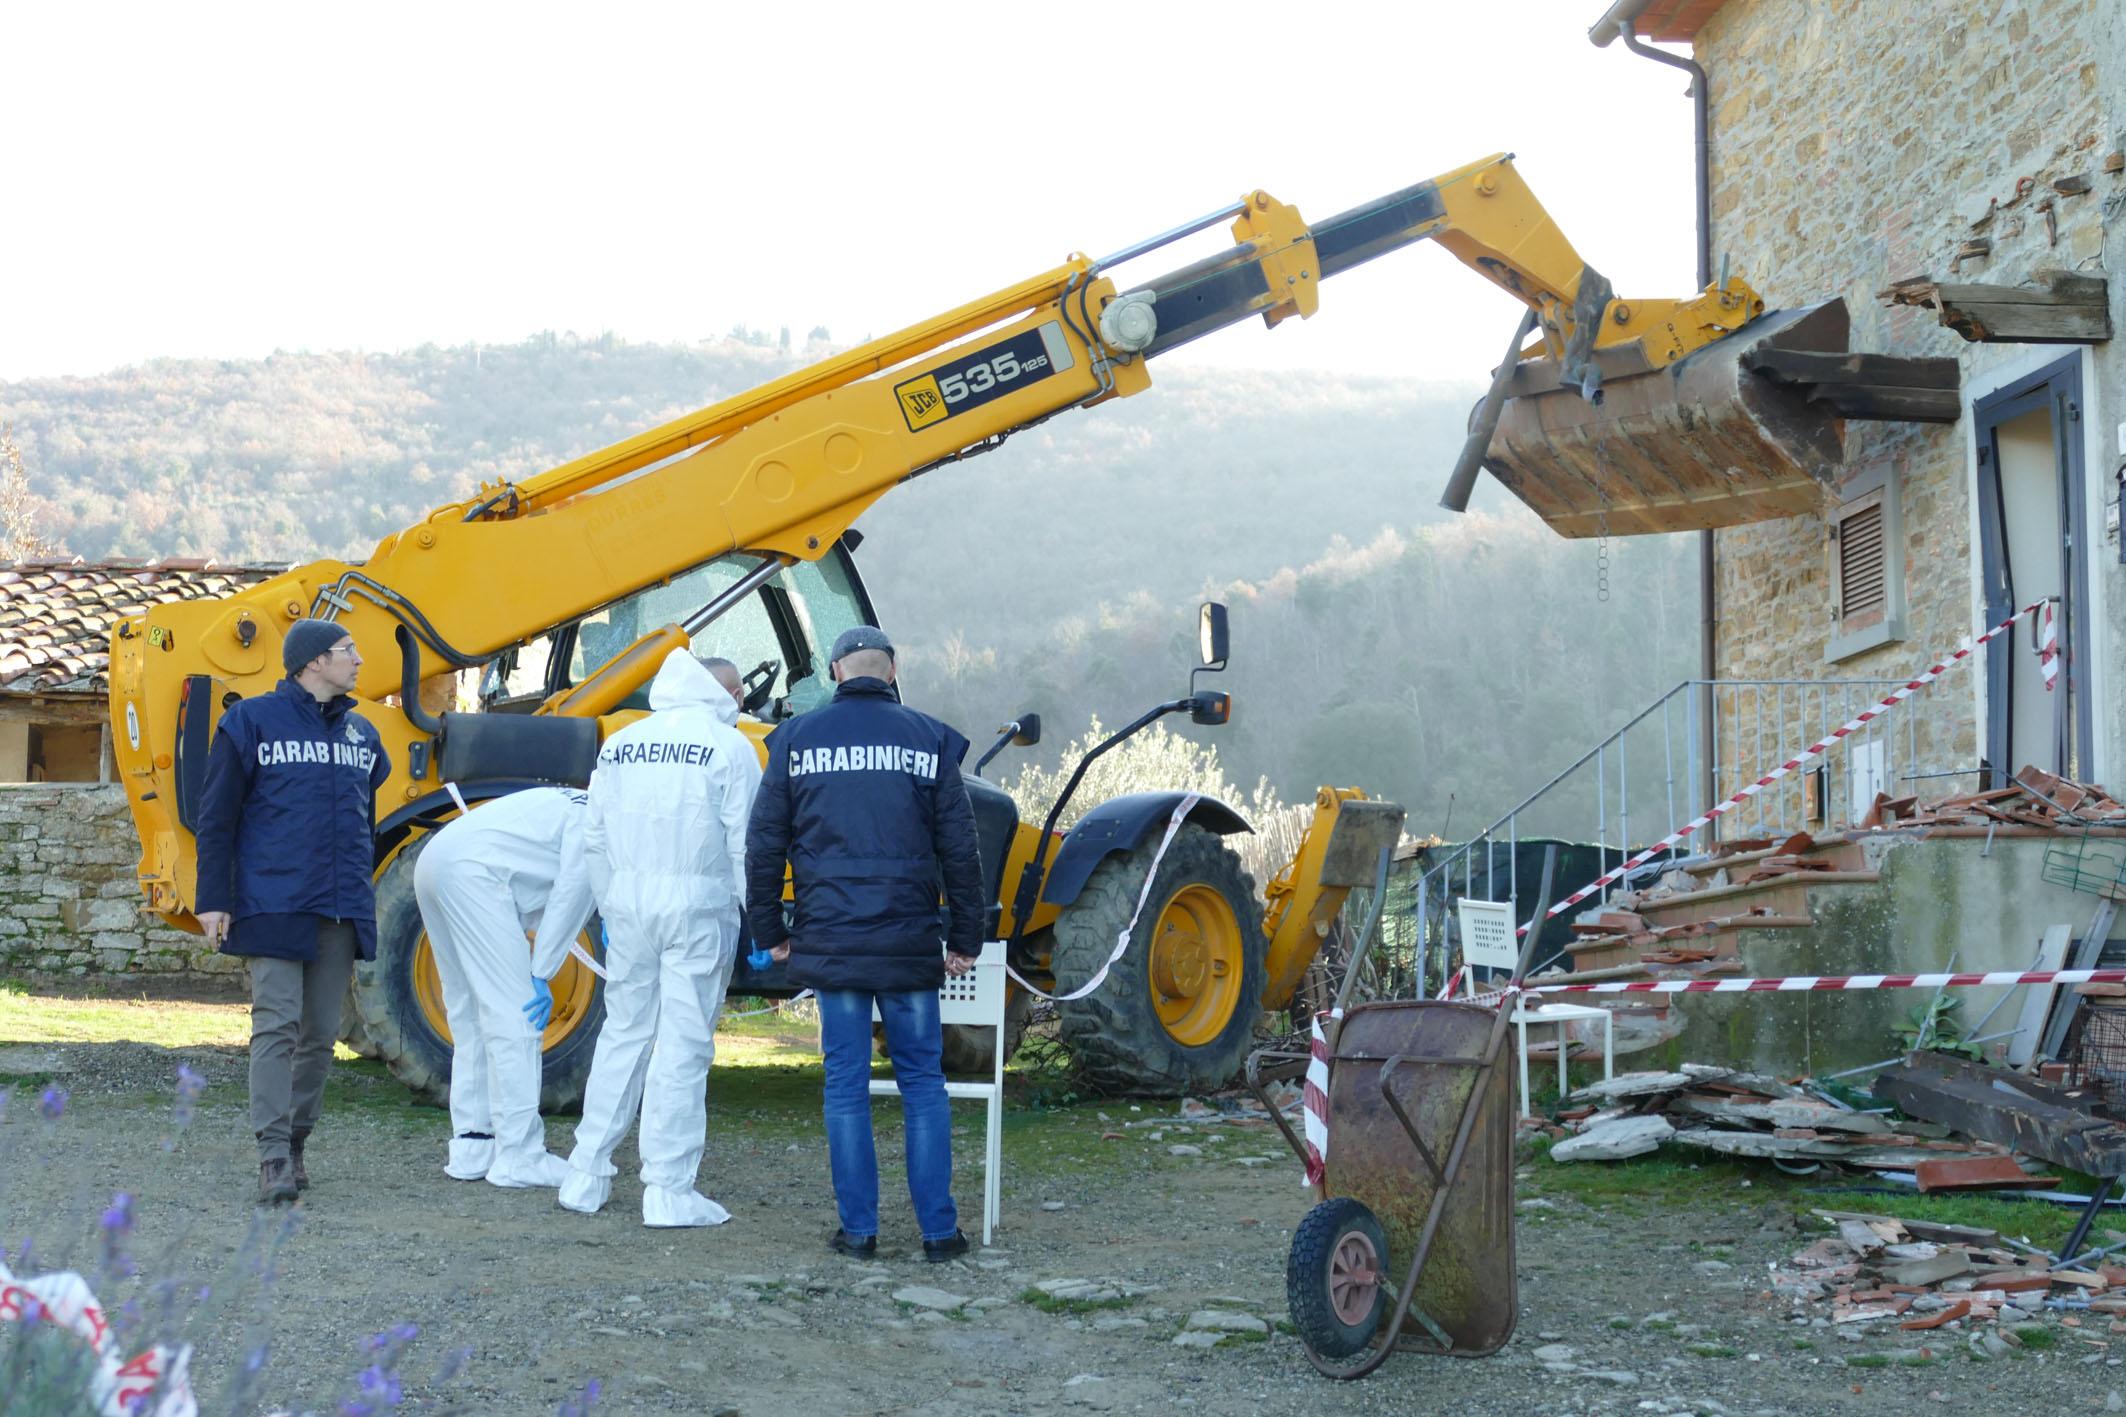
[1421, 1, 2126, 1072]
[0, 559, 280, 977]
[1611, 0, 2124, 798]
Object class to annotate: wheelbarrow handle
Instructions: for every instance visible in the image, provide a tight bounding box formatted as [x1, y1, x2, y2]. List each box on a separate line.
[1245, 1048, 1315, 1170]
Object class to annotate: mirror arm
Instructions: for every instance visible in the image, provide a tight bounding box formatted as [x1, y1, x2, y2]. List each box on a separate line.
[971, 720, 1024, 780]
[1005, 697, 1190, 949]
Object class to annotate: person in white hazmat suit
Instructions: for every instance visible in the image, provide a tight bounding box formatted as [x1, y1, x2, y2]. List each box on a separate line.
[552, 650, 762, 1226]
[413, 784, 595, 1189]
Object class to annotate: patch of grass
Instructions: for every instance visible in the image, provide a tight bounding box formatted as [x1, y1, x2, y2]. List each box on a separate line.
[1223, 1329, 1269, 1345]
[1686, 1343, 1739, 1358]
[1897, 1351, 1937, 1367]
[1272, 1318, 1295, 1336]
[1608, 1317, 1635, 1330]
[0, 981, 251, 1049]
[1018, 1287, 1135, 1315]
[2012, 1324, 2055, 1350]
[1791, 1338, 1814, 1351]
[1642, 1318, 1677, 1332]
[1846, 1353, 1891, 1369]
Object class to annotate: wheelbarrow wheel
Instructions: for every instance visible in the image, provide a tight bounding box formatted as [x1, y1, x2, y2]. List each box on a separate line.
[1287, 1197, 1389, 1361]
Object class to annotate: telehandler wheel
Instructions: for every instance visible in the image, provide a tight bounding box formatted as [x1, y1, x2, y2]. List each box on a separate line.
[353, 832, 606, 1114]
[1287, 1197, 1389, 1361]
[1050, 825, 1266, 1097]
[337, 992, 380, 1059]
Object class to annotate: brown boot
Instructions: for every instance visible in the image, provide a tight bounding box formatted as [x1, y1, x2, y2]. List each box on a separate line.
[289, 1134, 310, 1192]
[258, 1158, 299, 1206]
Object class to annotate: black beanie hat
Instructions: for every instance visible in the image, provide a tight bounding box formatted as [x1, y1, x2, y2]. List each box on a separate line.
[282, 619, 352, 673]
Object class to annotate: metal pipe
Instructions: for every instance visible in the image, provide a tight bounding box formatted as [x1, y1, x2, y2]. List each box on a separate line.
[1092, 200, 1251, 273]
[1614, 19, 1718, 840]
[1440, 307, 1541, 513]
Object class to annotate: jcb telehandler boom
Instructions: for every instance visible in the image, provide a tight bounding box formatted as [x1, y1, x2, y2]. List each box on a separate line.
[109, 152, 1843, 1101]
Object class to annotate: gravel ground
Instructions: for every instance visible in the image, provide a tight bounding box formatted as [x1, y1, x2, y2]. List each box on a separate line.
[5, 1037, 2125, 1416]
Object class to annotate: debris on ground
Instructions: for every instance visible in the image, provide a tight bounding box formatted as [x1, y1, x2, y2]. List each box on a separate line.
[1769, 1208, 2126, 1338]
[1543, 1064, 2047, 1174]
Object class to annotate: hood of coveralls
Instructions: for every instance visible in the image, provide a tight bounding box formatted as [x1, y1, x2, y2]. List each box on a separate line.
[646, 648, 729, 715]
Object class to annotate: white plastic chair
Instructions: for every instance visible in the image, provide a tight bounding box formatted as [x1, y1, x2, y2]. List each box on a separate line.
[1509, 999, 1614, 1119]
[869, 937, 1006, 1245]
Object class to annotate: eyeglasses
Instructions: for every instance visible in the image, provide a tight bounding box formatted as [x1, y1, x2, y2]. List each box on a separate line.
[327, 644, 361, 659]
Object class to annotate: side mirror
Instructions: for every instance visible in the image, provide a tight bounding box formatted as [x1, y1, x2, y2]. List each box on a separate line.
[1012, 712, 1042, 747]
[973, 711, 1044, 779]
[1198, 603, 1230, 669]
[1190, 692, 1231, 726]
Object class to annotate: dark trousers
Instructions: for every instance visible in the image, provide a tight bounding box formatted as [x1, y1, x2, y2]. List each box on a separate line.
[247, 921, 357, 1162]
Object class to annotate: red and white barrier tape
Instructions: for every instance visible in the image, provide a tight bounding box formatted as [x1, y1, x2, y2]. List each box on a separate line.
[1515, 966, 2126, 999]
[1442, 596, 2055, 998]
[1007, 793, 1201, 1003]
[1301, 1007, 1341, 1188]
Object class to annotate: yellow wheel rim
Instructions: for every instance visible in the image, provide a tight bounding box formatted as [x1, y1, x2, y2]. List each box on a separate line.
[413, 930, 600, 1052]
[1147, 882, 1243, 1047]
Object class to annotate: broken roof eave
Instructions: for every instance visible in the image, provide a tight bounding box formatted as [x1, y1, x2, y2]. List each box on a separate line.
[1588, 0, 1727, 47]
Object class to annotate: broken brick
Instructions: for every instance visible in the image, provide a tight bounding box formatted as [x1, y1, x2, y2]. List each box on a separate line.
[1915, 1155, 2056, 1192]
[1900, 1299, 1971, 1330]
[1974, 1271, 2053, 1294]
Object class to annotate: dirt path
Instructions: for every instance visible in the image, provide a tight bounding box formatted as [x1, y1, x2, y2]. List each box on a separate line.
[4, 1036, 2122, 1415]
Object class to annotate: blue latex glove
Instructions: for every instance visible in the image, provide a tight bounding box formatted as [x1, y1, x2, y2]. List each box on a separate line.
[523, 977, 553, 1030]
[747, 947, 775, 971]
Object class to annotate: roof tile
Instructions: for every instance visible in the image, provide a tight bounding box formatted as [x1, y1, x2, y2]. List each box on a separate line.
[0, 560, 286, 696]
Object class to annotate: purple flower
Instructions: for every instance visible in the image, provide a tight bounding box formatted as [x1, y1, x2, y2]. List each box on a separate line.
[245, 1345, 269, 1373]
[37, 1085, 66, 1121]
[100, 1192, 139, 1277]
[0, 1086, 12, 1123]
[101, 1193, 136, 1235]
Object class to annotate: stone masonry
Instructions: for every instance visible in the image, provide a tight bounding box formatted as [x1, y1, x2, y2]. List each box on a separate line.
[1692, 0, 2126, 788]
[0, 784, 228, 977]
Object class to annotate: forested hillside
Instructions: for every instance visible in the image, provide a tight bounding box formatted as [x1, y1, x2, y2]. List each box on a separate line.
[0, 332, 1699, 829]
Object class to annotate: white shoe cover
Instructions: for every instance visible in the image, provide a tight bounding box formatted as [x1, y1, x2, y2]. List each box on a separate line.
[642, 1185, 731, 1228]
[557, 1168, 612, 1214]
[486, 1150, 571, 1190]
[445, 1138, 495, 1181]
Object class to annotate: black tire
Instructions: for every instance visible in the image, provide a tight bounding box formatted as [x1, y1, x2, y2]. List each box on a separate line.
[353, 832, 605, 1114]
[1287, 1197, 1390, 1361]
[940, 986, 1032, 1075]
[1050, 824, 1267, 1097]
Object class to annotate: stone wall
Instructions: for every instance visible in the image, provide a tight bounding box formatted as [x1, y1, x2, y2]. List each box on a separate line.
[1693, 0, 2126, 786]
[0, 784, 229, 977]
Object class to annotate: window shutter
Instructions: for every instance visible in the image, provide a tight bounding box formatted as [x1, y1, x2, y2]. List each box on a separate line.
[1826, 470, 1905, 664]
[1837, 500, 1887, 628]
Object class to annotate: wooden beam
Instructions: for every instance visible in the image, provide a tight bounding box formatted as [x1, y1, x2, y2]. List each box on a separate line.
[1806, 386, 1963, 424]
[1751, 350, 1961, 390]
[1879, 270, 2111, 345]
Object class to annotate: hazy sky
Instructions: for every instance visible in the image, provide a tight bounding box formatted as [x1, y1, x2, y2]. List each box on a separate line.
[4, 2, 1705, 384]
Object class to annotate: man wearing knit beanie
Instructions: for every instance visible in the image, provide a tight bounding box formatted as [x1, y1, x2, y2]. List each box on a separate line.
[194, 617, 391, 1205]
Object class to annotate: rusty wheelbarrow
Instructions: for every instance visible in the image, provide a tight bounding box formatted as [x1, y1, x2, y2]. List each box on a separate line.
[1249, 848, 1557, 1379]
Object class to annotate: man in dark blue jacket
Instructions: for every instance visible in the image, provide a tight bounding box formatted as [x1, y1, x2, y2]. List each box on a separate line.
[194, 618, 391, 1205]
[745, 625, 984, 1261]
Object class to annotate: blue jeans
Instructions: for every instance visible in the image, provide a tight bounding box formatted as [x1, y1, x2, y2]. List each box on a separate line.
[817, 988, 958, 1242]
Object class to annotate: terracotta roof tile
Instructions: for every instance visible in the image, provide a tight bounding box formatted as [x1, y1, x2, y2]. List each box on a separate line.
[0, 558, 287, 696]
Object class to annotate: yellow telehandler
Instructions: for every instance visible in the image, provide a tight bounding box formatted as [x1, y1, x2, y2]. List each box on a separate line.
[107, 152, 1847, 1102]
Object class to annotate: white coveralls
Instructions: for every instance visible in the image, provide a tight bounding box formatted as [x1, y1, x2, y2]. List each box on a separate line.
[413, 784, 595, 1189]
[553, 650, 762, 1226]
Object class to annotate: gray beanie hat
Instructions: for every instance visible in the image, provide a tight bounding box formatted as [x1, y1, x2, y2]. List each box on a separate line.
[282, 618, 352, 673]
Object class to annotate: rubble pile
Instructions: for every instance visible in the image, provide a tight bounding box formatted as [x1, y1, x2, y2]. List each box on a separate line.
[1772, 1208, 2126, 1338]
[1550, 1065, 2045, 1173]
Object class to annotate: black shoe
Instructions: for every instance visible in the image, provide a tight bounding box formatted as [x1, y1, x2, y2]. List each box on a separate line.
[257, 1158, 299, 1207]
[289, 1135, 310, 1192]
[829, 1229, 877, 1259]
[922, 1229, 970, 1263]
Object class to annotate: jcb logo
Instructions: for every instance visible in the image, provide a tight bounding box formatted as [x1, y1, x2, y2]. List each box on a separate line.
[897, 376, 947, 431]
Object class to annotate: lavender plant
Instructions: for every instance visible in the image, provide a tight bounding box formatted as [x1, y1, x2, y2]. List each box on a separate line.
[0, 1062, 605, 1415]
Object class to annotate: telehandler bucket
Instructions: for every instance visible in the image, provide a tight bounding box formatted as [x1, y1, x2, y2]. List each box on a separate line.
[1480, 299, 1854, 538]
